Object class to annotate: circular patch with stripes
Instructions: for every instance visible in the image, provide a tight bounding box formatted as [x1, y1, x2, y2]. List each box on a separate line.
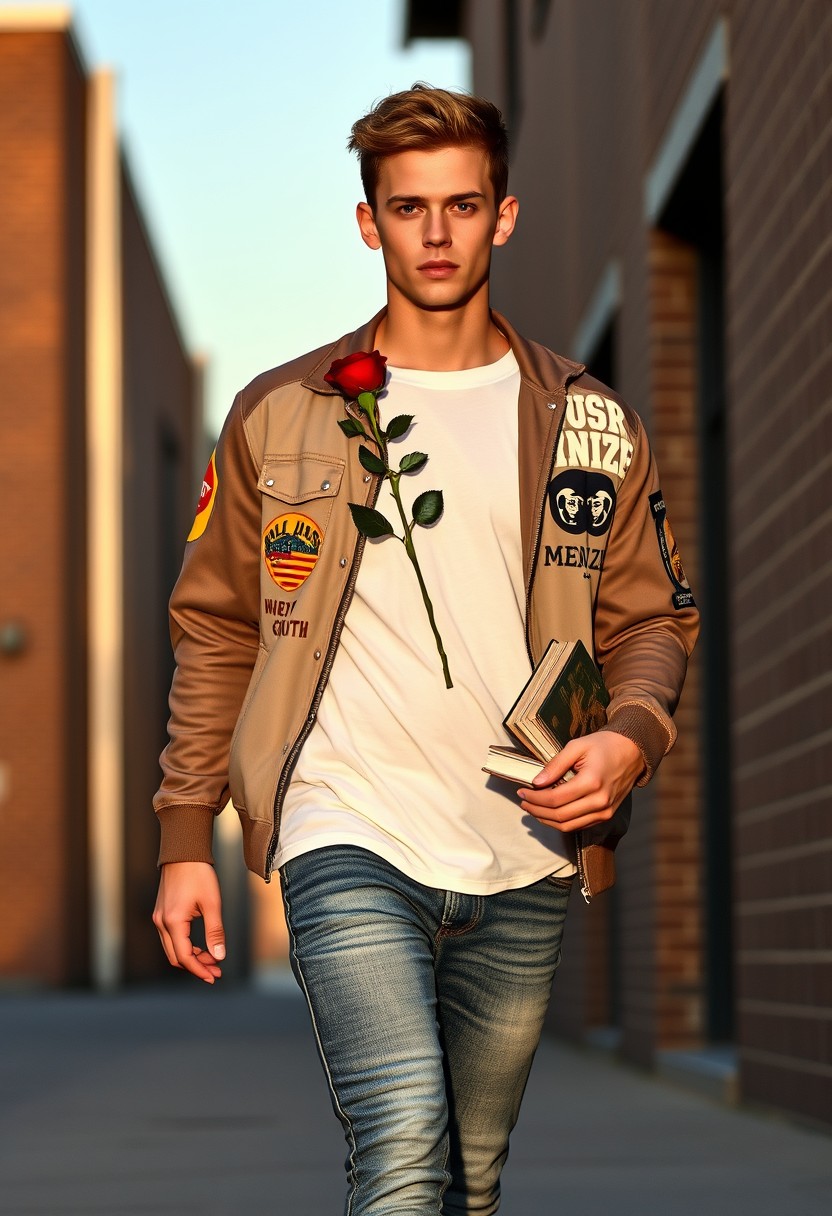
[262, 512, 323, 591]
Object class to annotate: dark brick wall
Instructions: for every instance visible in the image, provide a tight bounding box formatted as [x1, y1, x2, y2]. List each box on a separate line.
[726, 0, 832, 1131]
[647, 230, 705, 1050]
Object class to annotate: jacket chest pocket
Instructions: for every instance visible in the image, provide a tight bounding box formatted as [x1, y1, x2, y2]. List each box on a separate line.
[258, 453, 345, 600]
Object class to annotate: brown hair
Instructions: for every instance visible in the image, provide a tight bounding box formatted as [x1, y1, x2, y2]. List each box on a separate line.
[348, 83, 509, 210]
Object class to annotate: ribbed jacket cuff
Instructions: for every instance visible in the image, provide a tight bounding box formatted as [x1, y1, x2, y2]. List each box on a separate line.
[156, 804, 217, 866]
[600, 701, 675, 786]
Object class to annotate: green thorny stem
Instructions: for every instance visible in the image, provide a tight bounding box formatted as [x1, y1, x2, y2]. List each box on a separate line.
[353, 390, 453, 689]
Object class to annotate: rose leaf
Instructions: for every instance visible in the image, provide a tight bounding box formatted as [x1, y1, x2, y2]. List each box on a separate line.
[358, 445, 386, 475]
[338, 417, 364, 438]
[399, 451, 428, 474]
[349, 503, 394, 539]
[412, 489, 444, 526]
[385, 414, 414, 441]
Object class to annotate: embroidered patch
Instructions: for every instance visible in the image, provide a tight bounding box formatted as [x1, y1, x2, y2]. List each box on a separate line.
[649, 490, 695, 609]
[263, 512, 323, 591]
[548, 470, 616, 536]
[187, 449, 218, 542]
[553, 393, 634, 477]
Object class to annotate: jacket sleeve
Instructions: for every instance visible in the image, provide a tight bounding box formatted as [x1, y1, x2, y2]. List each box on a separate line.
[153, 393, 262, 864]
[594, 418, 699, 784]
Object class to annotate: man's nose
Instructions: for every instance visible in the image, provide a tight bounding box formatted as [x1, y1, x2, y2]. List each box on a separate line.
[423, 209, 451, 247]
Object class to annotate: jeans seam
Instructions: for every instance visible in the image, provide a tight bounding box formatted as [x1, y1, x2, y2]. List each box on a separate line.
[281, 864, 361, 1215]
[435, 894, 484, 941]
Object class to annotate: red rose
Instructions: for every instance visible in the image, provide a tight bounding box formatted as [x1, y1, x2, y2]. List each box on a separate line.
[324, 349, 387, 398]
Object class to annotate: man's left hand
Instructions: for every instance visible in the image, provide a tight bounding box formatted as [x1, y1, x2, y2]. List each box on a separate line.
[517, 731, 644, 832]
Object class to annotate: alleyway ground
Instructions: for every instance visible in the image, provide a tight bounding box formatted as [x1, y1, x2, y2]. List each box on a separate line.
[0, 983, 830, 1215]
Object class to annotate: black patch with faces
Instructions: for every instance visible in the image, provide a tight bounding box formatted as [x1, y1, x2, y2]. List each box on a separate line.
[548, 470, 616, 537]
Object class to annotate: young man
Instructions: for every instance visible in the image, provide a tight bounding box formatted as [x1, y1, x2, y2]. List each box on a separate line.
[153, 85, 698, 1214]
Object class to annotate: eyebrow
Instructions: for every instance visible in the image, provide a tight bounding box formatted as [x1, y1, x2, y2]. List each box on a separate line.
[384, 191, 487, 207]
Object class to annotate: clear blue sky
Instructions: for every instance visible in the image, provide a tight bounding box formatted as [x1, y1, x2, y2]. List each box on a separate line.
[54, 1, 471, 433]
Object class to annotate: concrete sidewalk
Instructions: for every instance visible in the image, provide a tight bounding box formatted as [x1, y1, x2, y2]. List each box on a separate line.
[0, 983, 829, 1215]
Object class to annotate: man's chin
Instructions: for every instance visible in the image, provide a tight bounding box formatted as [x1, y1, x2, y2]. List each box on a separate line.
[401, 281, 487, 314]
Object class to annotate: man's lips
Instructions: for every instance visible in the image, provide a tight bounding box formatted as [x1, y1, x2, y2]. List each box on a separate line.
[418, 260, 459, 278]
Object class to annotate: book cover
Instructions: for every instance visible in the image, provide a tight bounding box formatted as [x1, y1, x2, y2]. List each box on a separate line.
[535, 643, 610, 747]
[483, 640, 609, 781]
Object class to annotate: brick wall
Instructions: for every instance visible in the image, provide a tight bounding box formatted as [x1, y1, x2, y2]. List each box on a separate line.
[0, 23, 196, 987]
[0, 29, 88, 985]
[648, 230, 705, 1049]
[727, 0, 832, 1128]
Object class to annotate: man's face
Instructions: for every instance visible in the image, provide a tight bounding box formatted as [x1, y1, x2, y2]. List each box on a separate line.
[356, 146, 517, 313]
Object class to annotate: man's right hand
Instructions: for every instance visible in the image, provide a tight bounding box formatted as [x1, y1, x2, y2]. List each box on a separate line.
[153, 861, 226, 984]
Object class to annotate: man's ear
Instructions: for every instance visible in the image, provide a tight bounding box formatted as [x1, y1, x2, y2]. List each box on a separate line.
[356, 202, 381, 250]
[492, 195, 519, 248]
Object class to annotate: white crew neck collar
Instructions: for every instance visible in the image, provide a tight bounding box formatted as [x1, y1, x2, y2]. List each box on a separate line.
[386, 348, 519, 390]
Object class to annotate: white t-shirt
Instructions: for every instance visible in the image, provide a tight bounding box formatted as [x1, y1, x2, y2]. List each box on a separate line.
[275, 349, 575, 892]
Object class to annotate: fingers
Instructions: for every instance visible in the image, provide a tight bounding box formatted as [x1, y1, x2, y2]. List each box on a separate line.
[532, 741, 581, 788]
[203, 911, 226, 963]
[519, 782, 615, 830]
[519, 790, 614, 831]
[518, 758, 615, 830]
[154, 918, 180, 970]
[152, 862, 225, 984]
[168, 919, 221, 984]
[519, 732, 644, 831]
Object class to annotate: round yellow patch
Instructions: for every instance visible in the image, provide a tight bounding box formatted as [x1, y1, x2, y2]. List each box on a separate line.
[187, 449, 218, 542]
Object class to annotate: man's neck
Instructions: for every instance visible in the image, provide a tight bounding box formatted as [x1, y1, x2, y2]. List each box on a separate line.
[376, 294, 510, 371]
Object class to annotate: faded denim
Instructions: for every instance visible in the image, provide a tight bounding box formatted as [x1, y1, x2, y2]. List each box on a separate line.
[281, 845, 571, 1215]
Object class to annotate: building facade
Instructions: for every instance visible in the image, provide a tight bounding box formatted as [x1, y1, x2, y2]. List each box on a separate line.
[408, 0, 832, 1128]
[0, 10, 201, 987]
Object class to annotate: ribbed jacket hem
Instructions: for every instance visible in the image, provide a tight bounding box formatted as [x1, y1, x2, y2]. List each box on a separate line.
[601, 700, 675, 786]
[156, 804, 217, 866]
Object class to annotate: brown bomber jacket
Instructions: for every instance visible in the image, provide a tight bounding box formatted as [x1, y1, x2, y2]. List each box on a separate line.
[154, 309, 699, 899]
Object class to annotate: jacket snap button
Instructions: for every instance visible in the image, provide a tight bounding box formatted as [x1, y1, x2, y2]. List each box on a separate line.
[320, 480, 331, 491]
[314, 649, 321, 660]
[339, 557, 347, 568]
[547, 402, 557, 410]
[265, 478, 275, 486]
[363, 474, 371, 483]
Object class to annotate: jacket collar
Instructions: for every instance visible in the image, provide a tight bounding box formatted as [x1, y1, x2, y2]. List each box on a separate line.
[490, 309, 585, 402]
[300, 306, 585, 399]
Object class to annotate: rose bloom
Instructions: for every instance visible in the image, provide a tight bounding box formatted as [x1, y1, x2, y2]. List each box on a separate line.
[325, 349, 387, 398]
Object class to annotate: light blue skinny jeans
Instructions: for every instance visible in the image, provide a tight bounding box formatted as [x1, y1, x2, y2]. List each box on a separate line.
[280, 845, 572, 1215]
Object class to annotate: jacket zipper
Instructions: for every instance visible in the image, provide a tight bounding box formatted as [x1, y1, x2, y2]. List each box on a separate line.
[522, 392, 567, 664]
[264, 471, 382, 879]
[574, 830, 591, 903]
[523, 382, 592, 903]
